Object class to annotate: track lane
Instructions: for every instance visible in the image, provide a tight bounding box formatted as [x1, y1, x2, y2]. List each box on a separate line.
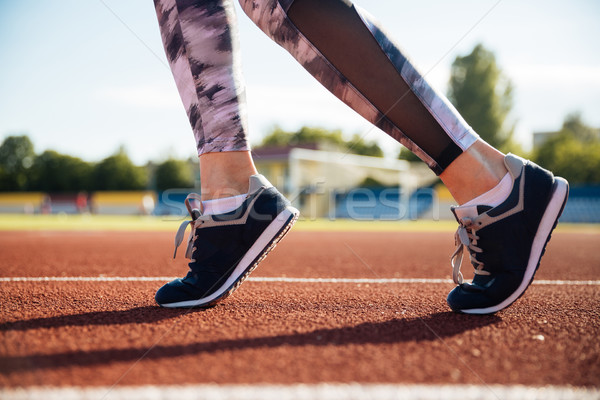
[1, 231, 599, 280]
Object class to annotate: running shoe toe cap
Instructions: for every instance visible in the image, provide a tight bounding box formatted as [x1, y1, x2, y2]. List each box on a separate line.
[155, 278, 200, 307]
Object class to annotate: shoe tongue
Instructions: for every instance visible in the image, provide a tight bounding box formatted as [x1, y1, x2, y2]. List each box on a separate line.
[453, 205, 478, 220]
[453, 204, 493, 220]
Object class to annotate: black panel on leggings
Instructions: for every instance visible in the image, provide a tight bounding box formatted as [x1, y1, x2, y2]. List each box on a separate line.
[286, 0, 463, 172]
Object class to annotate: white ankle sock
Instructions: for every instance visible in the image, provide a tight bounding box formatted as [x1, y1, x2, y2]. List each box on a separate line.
[463, 172, 512, 208]
[202, 194, 246, 215]
[455, 173, 512, 219]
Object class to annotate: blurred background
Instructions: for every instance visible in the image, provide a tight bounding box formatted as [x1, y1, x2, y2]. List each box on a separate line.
[1, 0, 599, 222]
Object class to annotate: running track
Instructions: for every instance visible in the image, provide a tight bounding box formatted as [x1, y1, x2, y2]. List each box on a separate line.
[0, 228, 599, 399]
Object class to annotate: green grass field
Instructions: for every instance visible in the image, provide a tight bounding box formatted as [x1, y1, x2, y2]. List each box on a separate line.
[0, 213, 598, 233]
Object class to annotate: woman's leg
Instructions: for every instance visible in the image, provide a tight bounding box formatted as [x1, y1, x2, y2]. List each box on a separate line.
[154, 0, 256, 200]
[239, 0, 569, 315]
[238, 0, 507, 203]
[153, 0, 298, 309]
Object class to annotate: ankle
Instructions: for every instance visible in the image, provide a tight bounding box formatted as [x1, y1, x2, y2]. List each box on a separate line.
[201, 181, 250, 200]
[199, 151, 258, 201]
[440, 140, 508, 205]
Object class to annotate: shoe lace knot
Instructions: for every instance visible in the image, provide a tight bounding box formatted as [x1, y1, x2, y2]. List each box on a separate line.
[173, 193, 210, 262]
[451, 217, 490, 284]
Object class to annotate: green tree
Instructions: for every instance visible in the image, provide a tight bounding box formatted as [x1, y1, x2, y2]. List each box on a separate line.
[29, 150, 93, 192]
[0, 135, 35, 191]
[561, 112, 600, 142]
[346, 134, 383, 157]
[447, 43, 515, 150]
[258, 126, 383, 157]
[533, 114, 600, 184]
[397, 146, 421, 162]
[260, 126, 345, 148]
[154, 158, 194, 191]
[93, 148, 148, 190]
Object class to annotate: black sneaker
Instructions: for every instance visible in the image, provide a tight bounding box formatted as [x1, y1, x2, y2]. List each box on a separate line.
[156, 175, 299, 308]
[447, 154, 569, 314]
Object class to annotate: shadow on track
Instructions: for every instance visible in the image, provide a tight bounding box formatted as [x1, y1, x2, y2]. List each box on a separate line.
[0, 311, 500, 373]
[0, 306, 187, 331]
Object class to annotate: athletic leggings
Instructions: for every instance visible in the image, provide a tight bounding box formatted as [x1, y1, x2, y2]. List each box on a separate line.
[153, 0, 479, 175]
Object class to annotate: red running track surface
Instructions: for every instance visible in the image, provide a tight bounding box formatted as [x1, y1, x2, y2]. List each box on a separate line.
[0, 230, 599, 387]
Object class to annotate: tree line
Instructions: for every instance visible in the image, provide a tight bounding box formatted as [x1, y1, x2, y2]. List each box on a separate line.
[3, 109, 597, 194]
[0, 138, 197, 192]
[0, 126, 384, 193]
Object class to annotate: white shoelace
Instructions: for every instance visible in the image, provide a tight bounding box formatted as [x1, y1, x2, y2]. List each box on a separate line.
[450, 218, 490, 285]
[173, 193, 209, 261]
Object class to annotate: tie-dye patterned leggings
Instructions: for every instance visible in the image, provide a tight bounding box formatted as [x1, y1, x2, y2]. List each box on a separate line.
[154, 0, 479, 175]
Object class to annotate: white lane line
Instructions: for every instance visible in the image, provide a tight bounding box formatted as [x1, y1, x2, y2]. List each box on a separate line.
[0, 276, 599, 285]
[0, 384, 598, 400]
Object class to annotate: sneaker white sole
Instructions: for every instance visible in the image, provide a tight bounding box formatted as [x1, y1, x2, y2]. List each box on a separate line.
[462, 177, 569, 315]
[160, 206, 299, 308]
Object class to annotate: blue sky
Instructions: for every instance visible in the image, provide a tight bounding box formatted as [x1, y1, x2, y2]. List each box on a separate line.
[1, 0, 599, 164]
